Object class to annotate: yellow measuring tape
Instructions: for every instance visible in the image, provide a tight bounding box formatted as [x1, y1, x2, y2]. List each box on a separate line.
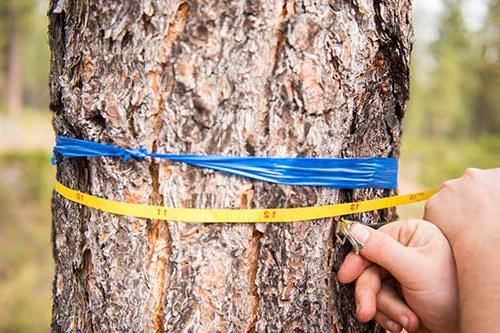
[54, 180, 437, 223]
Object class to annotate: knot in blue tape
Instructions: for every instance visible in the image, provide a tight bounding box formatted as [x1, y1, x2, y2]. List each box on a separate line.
[121, 147, 149, 161]
[53, 135, 398, 189]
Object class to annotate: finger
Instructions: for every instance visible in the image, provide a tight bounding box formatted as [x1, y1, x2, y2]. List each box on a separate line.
[349, 223, 421, 283]
[355, 266, 381, 322]
[338, 219, 429, 284]
[374, 311, 402, 333]
[377, 282, 420, 332]
[377, 219, 441, 249]
[338, 250, 372, 284]
[338, 252, 391, 284]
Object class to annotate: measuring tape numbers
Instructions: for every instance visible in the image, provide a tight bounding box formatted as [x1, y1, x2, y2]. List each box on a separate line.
[54, 180, 436, 223]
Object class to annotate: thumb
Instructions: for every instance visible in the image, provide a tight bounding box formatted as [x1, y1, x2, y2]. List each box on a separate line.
[350, 223, 421, 283]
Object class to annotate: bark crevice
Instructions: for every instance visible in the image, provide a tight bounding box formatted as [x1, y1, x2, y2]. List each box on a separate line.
[247, 226, 263, 333]
[48, 3, 66, 114]
[163, 1, 190, 60]
[147, 141, 172, 333]
[272, 0, 289, 75]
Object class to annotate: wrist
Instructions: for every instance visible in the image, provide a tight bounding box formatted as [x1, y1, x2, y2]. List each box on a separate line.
[450, 228, 500, 274]
[451, 225, 500, 257]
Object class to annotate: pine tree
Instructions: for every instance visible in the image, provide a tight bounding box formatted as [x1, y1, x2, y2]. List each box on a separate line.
[49, 0, 413, 331]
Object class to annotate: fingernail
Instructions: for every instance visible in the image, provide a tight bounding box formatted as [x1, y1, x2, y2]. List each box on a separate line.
[400, 315, 410, 329]
[386, 320, 400, 332]
[350, 224, 370, 244]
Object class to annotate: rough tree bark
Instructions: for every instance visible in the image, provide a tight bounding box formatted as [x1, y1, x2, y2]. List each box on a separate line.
[49, 0, 412, 332]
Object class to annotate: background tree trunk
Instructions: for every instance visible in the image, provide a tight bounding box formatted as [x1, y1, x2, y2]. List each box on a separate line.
[49, 0, 412, 332]
[5, 1, 22, 116]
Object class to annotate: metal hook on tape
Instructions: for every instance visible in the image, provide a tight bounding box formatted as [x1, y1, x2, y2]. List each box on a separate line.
[336, 219, 365, 255]
[335, 219, 390, 255]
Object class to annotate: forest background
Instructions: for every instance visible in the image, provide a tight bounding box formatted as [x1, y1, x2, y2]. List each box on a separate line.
[0, 0, 498, 332]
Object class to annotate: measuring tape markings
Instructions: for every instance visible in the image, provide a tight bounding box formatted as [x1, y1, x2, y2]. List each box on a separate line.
[54, 180, 437, 223]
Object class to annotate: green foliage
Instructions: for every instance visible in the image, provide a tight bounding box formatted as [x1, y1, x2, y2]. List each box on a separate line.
[388, 0, 500, 219]
[425, 0, 476, 138]
[406, 0, 499, 141]
[0, 0, 40, 53]
[401, 136, 500, 187]
[473, 0, 500, 135]
[0, 151, 52, 201]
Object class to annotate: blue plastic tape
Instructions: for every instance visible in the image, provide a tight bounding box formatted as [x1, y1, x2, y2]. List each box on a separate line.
[53, 136, 398, 189]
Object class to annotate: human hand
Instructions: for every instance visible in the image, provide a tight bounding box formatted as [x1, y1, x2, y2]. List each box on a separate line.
[424, 168, 500, 332]
[337, 219, 458, 333]
[424, 167, 500, 250]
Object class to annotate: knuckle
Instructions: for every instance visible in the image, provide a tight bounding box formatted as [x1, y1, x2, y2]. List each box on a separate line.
[406, 218, 423, 228]
[356, 268, 380, 292]
[400, 219, 432, 244]
[412, 217, 427, 224]
[463, 167, 482, 179]
[441, 179, 456, 189]
[441, 177, 463, 192]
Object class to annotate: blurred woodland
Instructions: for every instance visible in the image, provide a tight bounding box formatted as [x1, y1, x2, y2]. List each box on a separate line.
[0, 0, 498, 332]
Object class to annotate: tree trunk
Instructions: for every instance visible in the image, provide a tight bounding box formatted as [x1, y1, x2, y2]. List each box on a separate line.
[5, 1, 22, 116]
[49, 0, 412, 332]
